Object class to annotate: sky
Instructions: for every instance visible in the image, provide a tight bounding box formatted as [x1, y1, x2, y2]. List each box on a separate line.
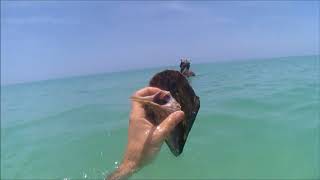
[1, 1, 319, 85]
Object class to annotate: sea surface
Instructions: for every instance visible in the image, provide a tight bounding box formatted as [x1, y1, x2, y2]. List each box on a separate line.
[1, 56, 319, 179]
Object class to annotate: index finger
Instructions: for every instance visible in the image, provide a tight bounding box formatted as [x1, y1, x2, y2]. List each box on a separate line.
[130, 86, 162, 120]
[133, 86, 162, 97]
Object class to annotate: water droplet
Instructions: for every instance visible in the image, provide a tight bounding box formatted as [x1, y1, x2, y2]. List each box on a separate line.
[83, 173, 87, 179]
[114, 161, 119, 168]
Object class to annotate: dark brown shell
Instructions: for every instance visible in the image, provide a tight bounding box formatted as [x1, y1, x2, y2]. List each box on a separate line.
[149, 70, 200, 156]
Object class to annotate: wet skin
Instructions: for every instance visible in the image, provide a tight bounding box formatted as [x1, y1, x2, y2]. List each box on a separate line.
[107, 87, 184, 180]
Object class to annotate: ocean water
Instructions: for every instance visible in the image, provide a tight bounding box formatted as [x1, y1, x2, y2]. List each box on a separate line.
[1, 56, 319, 179]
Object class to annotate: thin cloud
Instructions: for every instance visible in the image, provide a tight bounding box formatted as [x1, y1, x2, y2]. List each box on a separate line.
[164, 1, 190, 13]
[163, 2, 234, 25]
[2, 17, 80, 25]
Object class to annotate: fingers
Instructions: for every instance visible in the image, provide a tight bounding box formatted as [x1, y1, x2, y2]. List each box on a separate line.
[155, 111, 185, 141]
[133, 87, 162, 97]
[130, 87, 162, 120]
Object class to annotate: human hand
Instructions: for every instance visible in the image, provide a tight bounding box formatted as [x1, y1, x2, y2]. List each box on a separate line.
[107, 87, 184, 180]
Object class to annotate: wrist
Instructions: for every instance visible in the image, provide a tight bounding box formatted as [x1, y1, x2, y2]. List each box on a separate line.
[106, 160, 138, 180]
[119, 160, 139, 174]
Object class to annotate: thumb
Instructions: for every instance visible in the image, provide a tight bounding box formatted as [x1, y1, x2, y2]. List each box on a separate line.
[155, 111, 185, 141]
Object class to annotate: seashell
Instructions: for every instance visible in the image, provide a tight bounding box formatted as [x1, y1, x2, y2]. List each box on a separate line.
[133, 70, 200, 156]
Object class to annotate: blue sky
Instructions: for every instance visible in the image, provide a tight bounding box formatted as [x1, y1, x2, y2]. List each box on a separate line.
[1, 1, 319, 85]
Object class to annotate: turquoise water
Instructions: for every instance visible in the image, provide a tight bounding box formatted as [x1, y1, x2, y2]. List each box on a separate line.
[1, 56, 319, 179]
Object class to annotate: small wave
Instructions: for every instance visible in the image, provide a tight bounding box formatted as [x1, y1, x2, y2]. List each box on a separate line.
[287, 101, 318, 112]
[3, 103, 120, 135]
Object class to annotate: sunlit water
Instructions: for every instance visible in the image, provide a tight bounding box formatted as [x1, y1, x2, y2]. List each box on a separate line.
[1, 56, 319, 179]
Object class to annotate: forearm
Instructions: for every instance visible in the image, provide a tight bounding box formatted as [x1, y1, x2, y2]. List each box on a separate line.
[106, 161, 138, 180]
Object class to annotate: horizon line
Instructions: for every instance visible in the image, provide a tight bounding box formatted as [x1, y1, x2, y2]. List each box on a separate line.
[1, 54, 318, 87]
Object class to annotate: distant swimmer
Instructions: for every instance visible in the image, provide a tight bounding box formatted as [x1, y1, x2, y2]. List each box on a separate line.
[180, 58, 195, 77]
